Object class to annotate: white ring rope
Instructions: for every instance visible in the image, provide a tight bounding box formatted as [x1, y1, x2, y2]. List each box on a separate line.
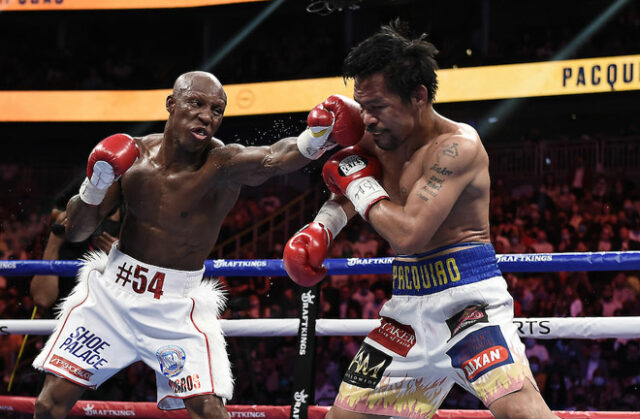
[3, 317, 640, 339]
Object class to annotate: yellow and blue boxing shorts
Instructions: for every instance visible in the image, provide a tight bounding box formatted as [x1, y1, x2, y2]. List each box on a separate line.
[334, 242, 537, 418]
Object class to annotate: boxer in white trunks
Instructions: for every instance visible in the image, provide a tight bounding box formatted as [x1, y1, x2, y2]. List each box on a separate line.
[32, 71, 363, 419]
[283, 21, 559, 419]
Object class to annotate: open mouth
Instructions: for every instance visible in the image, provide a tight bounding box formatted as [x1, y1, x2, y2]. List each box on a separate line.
[191, 128, 208, 141]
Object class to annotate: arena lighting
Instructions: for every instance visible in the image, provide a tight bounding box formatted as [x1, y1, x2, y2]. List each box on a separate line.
[131, 0, 285, 136]
[477, 0, 631, 139]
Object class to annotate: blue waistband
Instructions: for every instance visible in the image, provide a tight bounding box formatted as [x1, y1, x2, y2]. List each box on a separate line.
[392, 243, 502, 296]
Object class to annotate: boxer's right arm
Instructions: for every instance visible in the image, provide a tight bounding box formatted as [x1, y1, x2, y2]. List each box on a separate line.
[66, 134, 138, 242]
[30, 211, 66, 309]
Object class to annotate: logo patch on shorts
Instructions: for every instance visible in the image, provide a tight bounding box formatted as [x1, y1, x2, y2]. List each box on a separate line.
[168, 373, 201, 393]
[447, 325, 513, 383]
[156, 345, 186, 378]
[49, 355, 93, 381]
[446, 304, 489, 341]
[343, 343, 392, 389]
[367, 317, 416, 356]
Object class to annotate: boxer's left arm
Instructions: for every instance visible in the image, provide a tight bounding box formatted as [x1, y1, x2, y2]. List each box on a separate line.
[367, 134, 482, 254]
[219, 137, 310, 186]
[220, 95, 364, 186]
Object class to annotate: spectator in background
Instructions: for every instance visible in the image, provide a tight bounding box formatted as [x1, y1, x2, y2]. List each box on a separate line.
[351, 225, 379, 257]
[543, 370, 568, 410]
[600, 284, 622, 317]
[508, 233, 527, 254]
[566, 287, 584, 317]
[619, 341, 640, 384]
[336, 284, 360, 319]
[597, 224, 614, 252]
[525, 338, 550, 367]
[568, 155, 591, 199]
[591, 175, 608, 202]
[315, 369, 338, 406]
[582, 343, 608, 383]
[350, 276, 374, 309]
[362, 287, 388, 319]
[528, 356, 547, 392]
[531, 230, 554, 253]
[612, 272, 636, 307]
[258, 186, 282, 215]
[617, 225, 633, 251]
[556, 226, 575, 252]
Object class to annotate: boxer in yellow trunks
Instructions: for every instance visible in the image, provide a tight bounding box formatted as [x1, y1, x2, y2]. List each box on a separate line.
[283, 20, 559, 419]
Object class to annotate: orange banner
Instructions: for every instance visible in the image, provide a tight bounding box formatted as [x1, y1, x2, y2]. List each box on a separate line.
[0, 0, 265, 11]
[0, 78, 354, 122]
[1, 55, 638, 122]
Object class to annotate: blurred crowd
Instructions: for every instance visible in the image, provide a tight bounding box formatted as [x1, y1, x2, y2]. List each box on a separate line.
[2, 132, 640, 412]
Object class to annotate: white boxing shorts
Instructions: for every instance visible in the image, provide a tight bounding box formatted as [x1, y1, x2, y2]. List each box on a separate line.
[334, 243, 537, 418]
[33, 244, 233, 410]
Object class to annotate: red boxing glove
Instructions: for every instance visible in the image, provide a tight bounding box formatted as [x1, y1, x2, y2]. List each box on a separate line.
[283, 222, 332, 287]
[80, 133, 139, 205]
[323, 146, 389, 220]
[322, 94, 365, 146]
[297, 94, 364, 160]
[87, 133, 139, 181]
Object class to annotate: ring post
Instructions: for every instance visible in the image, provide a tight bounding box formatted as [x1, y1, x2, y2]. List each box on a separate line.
[290, 285, 319, 419]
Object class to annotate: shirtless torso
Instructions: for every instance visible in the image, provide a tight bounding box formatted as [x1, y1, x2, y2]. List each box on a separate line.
[360, 115, 491, 255]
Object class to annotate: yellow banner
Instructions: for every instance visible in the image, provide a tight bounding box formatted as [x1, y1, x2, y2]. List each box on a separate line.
[438, 54, 640, 102]
[0, 0, 264, 11]
[0, 55, 637, 122]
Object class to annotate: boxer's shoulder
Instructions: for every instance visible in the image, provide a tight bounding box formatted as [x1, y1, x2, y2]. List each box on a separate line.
[133, 133, 163, 155]
[207, 139, 244, 161]
[431, 126, 482, 160]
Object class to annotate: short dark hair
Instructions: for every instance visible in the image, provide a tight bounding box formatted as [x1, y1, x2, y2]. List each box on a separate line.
[343, 19, 439, 103]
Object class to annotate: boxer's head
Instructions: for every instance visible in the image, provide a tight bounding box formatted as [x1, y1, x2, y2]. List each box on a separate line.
[165, 71, 227, 152]
[343, 19, 439, 151]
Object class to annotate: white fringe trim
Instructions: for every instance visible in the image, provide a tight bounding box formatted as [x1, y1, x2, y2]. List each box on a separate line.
[189, 278, 234, 399]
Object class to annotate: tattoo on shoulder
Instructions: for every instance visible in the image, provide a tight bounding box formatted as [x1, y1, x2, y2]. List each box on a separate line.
[442, 143, 459, 158]
[430, 163, 453, 176]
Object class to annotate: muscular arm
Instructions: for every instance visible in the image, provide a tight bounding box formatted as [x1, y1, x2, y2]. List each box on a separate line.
[65, 182, 122, 243]
[222, 137, 311, 186]
[30, 212, 66, 308]
[367, 136, 481, 254]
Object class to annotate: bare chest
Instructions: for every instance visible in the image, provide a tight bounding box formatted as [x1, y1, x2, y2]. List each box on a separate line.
[121, 162, 235, 224]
